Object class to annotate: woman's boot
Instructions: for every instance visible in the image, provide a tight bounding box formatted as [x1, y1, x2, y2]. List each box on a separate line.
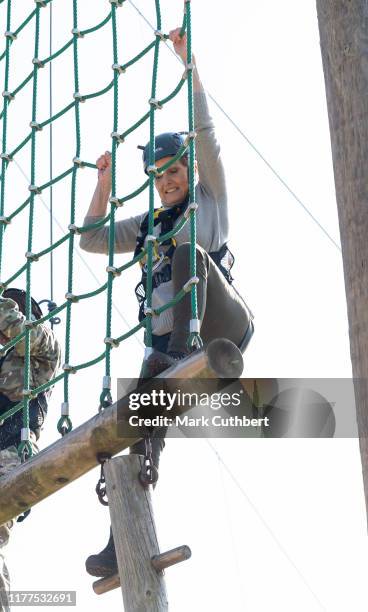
[85, 527, 117, 577]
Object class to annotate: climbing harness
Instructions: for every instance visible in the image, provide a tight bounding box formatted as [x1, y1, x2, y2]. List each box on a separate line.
[134, 201, 235, 321]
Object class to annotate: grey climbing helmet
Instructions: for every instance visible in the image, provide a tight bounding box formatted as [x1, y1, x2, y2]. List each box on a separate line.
[140, 132, 187, 174]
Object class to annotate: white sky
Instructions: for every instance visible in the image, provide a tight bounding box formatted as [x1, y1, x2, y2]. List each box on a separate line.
[1, 0, 367, 611]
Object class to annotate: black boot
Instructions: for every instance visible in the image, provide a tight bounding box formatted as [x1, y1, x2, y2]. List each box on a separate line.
[85, 528, 117, 577]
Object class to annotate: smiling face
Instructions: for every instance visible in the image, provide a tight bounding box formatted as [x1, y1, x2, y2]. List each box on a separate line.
[154, 156, 195, 207]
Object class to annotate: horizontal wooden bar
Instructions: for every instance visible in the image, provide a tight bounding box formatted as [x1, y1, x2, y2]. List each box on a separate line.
[93, 573, 120, 595]
[92, 544, 192, 595]
[151, 545, 192, 572]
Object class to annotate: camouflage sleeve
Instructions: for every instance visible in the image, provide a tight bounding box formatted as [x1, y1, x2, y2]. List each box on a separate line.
[0, 297, 60, 365]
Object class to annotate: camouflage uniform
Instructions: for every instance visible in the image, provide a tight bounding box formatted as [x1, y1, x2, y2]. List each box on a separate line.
[0, 297, 61, 611]
[0, 297, 61, 403]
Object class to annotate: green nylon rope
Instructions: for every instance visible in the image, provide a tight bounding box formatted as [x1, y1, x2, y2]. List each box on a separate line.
[0, 0, 12, 280]
[142, 0, 163, 356]
[99, 0, 120, 411]
[57, 0, 81, 436]
[0, 0, 200, 441]
[185, 0, 202, 351]
[18, 0, 42, 461]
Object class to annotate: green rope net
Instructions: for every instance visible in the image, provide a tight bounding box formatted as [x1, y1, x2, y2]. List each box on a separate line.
[0, 0, 201, 459]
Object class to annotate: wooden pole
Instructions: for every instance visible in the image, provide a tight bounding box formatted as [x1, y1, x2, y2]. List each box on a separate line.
[316, 0, 368, 521]
[0, 338, 243, 525]
[104, 455, 168, 611]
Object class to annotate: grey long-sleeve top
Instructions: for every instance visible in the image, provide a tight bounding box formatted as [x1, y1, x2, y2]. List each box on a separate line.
[80, 86, 229, 335]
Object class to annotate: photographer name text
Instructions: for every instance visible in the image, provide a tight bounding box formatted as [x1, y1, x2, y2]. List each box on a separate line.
[129, 415, 269, 428]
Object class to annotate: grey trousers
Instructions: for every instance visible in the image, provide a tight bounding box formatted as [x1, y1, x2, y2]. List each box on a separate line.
[130, 243, 254, 465]
[168, 242, 253, 354]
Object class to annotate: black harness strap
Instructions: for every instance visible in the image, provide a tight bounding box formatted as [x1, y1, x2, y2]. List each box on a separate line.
[133, 200, 235, 321]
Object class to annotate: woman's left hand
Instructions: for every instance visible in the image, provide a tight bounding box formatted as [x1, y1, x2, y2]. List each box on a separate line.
[169, 28, 189, 64]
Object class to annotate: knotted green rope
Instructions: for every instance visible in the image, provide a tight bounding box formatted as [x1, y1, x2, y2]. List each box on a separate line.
[0, 0, 201, 442]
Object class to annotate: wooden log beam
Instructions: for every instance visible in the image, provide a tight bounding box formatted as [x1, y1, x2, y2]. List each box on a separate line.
[0, 338, 243, 525]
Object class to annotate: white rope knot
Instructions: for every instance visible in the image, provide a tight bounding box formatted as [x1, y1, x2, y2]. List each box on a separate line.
[109, 196, 122, 207]
[63, 364, 77, 374]
[32, 58, 45, 68]
[21, 427, 31, 440]
[24, 319, 37, 329]
[154, 30, 166, 41]
[183, 276, 199, 292]
[71, 28, 84, 38]
[144, 346, 154, 359]
[28, 184, 42, 194]
[73, 92, 85, 103]
[0, 216, 10, 224]
[61, 402, 69, 416]
[25, 251, 39, 261]
[0, 152, 12, 162]
[184, 131, 196, 145]
[29, 121, 43, 131]
[112, 63, 126, 74]
[68, 224, 81, 234]
[111, 131, 125, 144]
[149, 98, 163, 110]
[73, 157, 85, 168]
[2, 91, 14, 100]
[104, 337, 120, 348]
[65, 292, 79, 302]
[184, 202, 198, 219]
[147, 165, 158, 176]
[22, 389, 35, 399]
[106, 265, 121, 277]
[4, 31, 17, 41]
[103, 376, 111, 390]
[190, 318, 201, 333]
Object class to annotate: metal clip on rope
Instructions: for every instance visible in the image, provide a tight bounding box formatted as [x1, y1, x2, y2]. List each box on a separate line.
[38, 298, 61, 328]
[95, 453, 112, 506]
[138, 436, 159, 488]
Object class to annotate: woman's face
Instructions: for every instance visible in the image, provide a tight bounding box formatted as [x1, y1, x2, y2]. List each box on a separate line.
[154, 156, 189, 207]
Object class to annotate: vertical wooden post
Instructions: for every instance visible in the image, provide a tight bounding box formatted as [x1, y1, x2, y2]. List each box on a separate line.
[316, 1, 368, 521]
[104, 455, 168, 611]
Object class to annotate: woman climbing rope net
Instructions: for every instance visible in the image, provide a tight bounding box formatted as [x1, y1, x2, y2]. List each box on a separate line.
[80, 26, 254, 578]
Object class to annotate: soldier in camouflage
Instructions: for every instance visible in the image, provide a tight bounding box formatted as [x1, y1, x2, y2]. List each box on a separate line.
[0, 289, 61, 612]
